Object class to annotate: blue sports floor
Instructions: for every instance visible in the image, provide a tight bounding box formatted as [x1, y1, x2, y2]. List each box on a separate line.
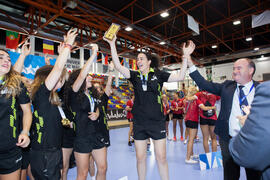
[67, 122, 247, 180]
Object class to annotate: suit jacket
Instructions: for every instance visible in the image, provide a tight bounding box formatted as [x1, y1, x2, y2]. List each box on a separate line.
[190, 70, 259, 142]
[229, 80, 270, 180]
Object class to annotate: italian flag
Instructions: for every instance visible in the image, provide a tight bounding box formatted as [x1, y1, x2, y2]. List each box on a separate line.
[6, 30, 20, 49]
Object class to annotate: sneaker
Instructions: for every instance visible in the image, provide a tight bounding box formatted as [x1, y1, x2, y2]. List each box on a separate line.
[185, 159, 198, 164]
[191, 154, 199, 159]
[128, 141, 132, 146]
[184, 139, 187, 144]
[173, 136, 177, 141]
[180, 136, 184, 141]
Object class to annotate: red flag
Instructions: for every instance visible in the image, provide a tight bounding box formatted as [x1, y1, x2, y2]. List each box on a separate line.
[6, 30, 20, 49]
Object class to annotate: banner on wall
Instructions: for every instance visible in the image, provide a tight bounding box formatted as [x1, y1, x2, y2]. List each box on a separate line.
[206, 66, 212, 81]
[107, 108, 127, 121]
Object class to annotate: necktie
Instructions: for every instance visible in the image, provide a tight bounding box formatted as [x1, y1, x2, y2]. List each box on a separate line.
[239, 85, 248, 114]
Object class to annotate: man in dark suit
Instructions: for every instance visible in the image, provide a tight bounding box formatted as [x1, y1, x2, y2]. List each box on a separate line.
[185, 41, 261, 180]
[229, 80, 270, 180]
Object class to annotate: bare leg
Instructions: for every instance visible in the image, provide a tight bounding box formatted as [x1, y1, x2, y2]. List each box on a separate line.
[61, 148, 73, 180]
[0, 169, 21, 180]
[74, 152, 90, 180]
[153, 139, 169, 180]
[135, 140, 147, 180]
[92, 147, 107, 180]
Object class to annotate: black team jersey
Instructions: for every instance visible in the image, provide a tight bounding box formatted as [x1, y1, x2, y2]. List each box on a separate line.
[128, 68, 170, 124]
[31, 84, 62, 150]
[0, 83, 30, 151]
[94, 93, 109, 134]
[69, 89, 98, 139]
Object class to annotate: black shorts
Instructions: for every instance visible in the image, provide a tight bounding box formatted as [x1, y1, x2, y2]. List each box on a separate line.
[0, 146, 22, 174]
[165, 115, 170, 122]
[21, 146, 31, 170]
[30, 149, 62, 180]
[128, 118, 133, 122]
[133, 120, 166, 140]
[185, 120, 199, 129]
[62, 127, 75, 149]
[93, 131, 110, 150]
[200, 117, 216, 126]
[73, 134, 95, 153]
[172, 113, 183, 119]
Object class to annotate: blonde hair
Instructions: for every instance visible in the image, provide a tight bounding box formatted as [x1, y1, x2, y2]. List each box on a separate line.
[31, 65, 67, 106]
[1, 69, 22, 98]
[187, 86, 198, 97]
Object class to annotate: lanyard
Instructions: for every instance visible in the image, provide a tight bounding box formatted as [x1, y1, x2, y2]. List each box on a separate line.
[86, 92, 95, 112]
[238, 83, 254, 106]
[58, 106, 67, 119]
[140, 73, 148, 91]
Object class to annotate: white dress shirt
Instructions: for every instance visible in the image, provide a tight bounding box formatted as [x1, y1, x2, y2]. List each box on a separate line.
[189, 65, 255, 137]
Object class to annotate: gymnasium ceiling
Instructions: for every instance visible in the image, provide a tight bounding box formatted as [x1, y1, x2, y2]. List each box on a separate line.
[0, 0, 269, 67]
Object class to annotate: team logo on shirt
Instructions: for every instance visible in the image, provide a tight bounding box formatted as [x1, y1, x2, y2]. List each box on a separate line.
[0, 87, 11, 95]
[151, 75, 157, 81]
[15, 156, 22, 163]
[160, 130, 166, 133]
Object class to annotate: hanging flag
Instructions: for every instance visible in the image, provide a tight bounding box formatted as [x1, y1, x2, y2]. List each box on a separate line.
[43, 39, 54, 55]
[123, 57, 129, 68]
[97, 52, 103, 63]
[119, 57, 124, 65]
[6, 30, 20, 49]
[103, 53, 109, 65]
[132, 59, 137, 70]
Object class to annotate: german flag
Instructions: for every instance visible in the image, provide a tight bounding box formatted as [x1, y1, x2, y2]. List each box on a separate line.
[43, 39, 54, 55]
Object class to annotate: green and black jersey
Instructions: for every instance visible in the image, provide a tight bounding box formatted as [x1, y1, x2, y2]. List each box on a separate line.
[94, 93, 109, 133]
[31, 84, 62, 150]
[0, 83, 30, 151]
[128, 68, 170, 124]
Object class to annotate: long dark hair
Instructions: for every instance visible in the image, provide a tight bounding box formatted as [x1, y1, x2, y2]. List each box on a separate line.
[139, 52, 160, 70]
[64, 69, 100, 107]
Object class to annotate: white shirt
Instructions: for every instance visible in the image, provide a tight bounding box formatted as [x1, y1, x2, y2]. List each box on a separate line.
[229, 80, 255, 137]
[189, 65, 255, 137]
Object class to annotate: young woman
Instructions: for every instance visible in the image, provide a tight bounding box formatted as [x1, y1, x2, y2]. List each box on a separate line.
[162, 94, 170, 138]
[171, 92, 184, 141]
[0, 49, 32, 180]
[64, 44, 100, 180]
[92, 61, 114, 180]
[196, 90, 220, 153]
[126, 94, 134, 146]
[29, 29, 77, 179]
[184, 86, 216, 164]
[104, 35, 194, 180]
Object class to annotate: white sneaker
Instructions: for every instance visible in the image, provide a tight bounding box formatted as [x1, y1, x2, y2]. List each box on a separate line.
[185, 159, 198, 164]
[184, 139, 187, 144]
[191, 154, 199, 159]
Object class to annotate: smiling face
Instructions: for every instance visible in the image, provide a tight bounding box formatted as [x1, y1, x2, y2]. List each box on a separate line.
[232, 58, 254, 85]
[137, 53, 151, 74]
[0, 50, 12, 76]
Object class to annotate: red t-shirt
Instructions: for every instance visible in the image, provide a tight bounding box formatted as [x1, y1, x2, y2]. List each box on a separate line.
[163, 103, 170, 115]
[196, 91, 220, 120]
[126, 99, 134, 119]
[171, 98, 184, 114]
[184, 99, 203, 122]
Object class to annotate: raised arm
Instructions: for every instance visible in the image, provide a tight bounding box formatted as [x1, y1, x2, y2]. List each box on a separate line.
[167, 40, 195, 82]
[72, 44, 98, 92]
[45, 29, 77, 91]
[13, 41, 31, 73]
[104, 61, 114, 96]
[103, 35, 130, 78]
[199, 104, 216, 111]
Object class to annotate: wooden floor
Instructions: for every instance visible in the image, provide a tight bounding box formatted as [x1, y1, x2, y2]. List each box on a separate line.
[108, 119, 129, 129]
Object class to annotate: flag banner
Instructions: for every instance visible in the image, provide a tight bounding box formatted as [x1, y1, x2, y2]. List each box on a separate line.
[252, 10, 270, 28]
[9, 51, 56, 79]
[132, 59, 137, 70]
[123, 57, 129, 68]
[103, 53, 109, 65]
[43, 39, 54, 55]
[199, 151, 223, 171]
[97, 52, 103, 63]
[6, 30, 20, 49]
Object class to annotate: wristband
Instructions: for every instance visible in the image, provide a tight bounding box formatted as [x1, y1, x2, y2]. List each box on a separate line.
[64, 43, 73, 50]
[20, 130, 30, 136]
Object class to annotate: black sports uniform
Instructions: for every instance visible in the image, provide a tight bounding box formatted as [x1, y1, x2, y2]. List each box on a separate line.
[30, 84, 63, 180]
[93, 93, 110, 149]
[69, 89, 98, 153]
[0, 83, 30, 174]
[128, 68, 170, 140]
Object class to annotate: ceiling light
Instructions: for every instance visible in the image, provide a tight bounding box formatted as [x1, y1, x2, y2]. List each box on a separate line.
[160, 11, 169, 18]
[211, 45, 217, 49]
[125, 26, 133, 31]
[254, 47, 259, 51]
[246, 37, 252, 41]
[141, 49, 146, 52]
[159, 41, 166, 45]
[233, 20, 241, 25]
